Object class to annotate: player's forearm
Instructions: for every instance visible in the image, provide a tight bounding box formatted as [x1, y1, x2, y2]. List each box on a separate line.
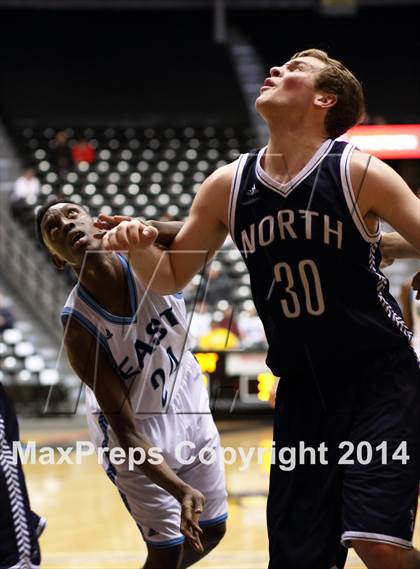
[149, 220, 184, 249]
[129, 244, 181, 294]
[381, 232, 420, 259]
[114, 427, 191, 502]
[66, 342, 192, 503]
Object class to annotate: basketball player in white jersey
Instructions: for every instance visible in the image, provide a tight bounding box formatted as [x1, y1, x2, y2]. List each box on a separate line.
[36, 199, 227, 569]
[100, 49, 420, 569]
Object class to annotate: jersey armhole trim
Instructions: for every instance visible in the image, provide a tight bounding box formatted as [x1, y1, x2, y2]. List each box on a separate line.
[340, 144, 380, 243]
[61, 307, 112, 357]
[228, 153, 248, 240]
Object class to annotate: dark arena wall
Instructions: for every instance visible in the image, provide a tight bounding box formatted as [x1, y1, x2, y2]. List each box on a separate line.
[0, 9, 249, 126]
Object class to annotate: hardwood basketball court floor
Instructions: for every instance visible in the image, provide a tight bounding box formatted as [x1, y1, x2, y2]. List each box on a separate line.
[22, 420, 419, 569]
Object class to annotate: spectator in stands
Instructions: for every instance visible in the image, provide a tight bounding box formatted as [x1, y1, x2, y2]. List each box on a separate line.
[71, 137, 96, 165]
[10, 168, 40, 218]
[198, 318, 240, 350]
[199, 261, 232, 306]
[217, 307, 241, 342]
[238, 306, 267, 349]
[188, 301, 212, 349]
[11, 168, 40, 203]
[0, 292, 15, 333]
[50, 130, 72, 174]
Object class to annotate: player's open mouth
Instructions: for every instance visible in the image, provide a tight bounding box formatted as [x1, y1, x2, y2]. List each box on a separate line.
[70, 231, 87, 249]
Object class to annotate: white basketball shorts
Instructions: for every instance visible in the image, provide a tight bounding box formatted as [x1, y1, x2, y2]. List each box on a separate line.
[85, 353, 228, 548]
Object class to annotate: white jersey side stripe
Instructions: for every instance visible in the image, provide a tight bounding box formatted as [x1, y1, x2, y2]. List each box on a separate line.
[228, 153, 248, 240]
[340, 144, 380, 243]
[368, 242, 413, 341]
[0, 417, 32, 568]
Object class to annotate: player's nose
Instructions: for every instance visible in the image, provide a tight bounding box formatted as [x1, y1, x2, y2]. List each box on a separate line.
[270, 66, 283, 78]
[62, 220, 75, 234]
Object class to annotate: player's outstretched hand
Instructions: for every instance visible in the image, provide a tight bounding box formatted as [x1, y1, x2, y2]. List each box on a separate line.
[94, 213, 133, 232]
[180, 485, 205, 553]
[101, 219, 158, 252]
[412, 271, 420, 300]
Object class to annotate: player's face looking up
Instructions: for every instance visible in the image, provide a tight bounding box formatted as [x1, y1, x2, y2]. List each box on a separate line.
[41, 203, 101, 268]
[256, 56, 327, 116]
[256, 49, 365, 140]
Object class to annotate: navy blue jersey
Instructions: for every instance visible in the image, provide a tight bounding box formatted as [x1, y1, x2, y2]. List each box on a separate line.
[229, 139, 412, 376]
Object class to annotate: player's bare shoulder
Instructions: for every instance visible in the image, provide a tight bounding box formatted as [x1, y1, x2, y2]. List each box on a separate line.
[350, 149, 403, 194]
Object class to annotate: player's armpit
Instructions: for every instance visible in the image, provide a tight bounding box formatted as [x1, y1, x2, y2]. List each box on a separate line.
[351, 153, 420, 251]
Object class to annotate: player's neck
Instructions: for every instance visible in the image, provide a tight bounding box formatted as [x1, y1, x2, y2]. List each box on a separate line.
[264, 130, 328, 184]
[73, 253, 132, 316]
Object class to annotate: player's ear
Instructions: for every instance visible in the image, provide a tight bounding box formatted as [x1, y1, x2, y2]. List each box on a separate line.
[314, 92, 337, 110]
[51, 253, 67, 270]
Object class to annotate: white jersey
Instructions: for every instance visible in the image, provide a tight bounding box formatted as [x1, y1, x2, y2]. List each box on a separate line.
[61, 253, 196, 418]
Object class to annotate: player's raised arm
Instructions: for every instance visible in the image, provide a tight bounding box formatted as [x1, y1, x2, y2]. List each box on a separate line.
[64, 318, 204, 552]
[351, 152, 420, 252]
[102, 162, 234, 294]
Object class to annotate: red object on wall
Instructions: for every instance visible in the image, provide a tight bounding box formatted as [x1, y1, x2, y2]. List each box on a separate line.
[340, 125, 420, 159]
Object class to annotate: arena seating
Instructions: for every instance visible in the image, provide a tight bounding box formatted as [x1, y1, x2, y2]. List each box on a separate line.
[0, 323, 68, 416]
[9, 124, 257, 309]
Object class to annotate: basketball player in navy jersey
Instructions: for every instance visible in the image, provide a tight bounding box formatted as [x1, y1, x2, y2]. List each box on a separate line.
[0, 383, 46, 569]
[101, 49, 420, 569]
[36, 199, 227, 569]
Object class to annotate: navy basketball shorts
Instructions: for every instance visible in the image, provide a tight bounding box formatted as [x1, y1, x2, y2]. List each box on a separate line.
[0, 383, 43, 569]
[267, 345, 420, 569]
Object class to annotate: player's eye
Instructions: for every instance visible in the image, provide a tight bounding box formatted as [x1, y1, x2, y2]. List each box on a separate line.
[68, 209, 78, 217]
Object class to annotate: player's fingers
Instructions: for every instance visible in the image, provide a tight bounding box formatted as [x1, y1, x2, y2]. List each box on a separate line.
[114, 224, 130, 249]
[98, 214, 132, 223]
[127, 223, 141, 247]
[180, 522, 203, 553]
[95, 214, 132, 230]
[103, 226, 127, 251]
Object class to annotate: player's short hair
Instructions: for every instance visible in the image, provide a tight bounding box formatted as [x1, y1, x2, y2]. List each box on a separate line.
[35, 198, 86, 248]
[291, 48, 365, 139]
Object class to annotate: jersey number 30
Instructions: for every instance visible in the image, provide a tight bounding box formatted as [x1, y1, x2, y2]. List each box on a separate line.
[273, 259, 325, 318]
